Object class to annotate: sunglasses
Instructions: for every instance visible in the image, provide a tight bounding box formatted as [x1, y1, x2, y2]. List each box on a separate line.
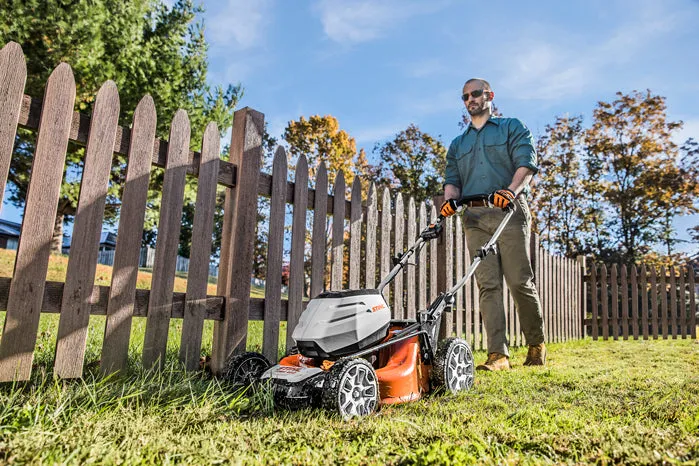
[462, 89, 486, 101]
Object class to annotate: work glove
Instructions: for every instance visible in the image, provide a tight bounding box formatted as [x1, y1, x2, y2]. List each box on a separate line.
[489, 188, 516, 209]
[440, 199, 458, 217]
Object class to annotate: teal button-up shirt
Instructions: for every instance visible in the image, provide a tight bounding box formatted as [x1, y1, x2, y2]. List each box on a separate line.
[444, 116, 538, 198]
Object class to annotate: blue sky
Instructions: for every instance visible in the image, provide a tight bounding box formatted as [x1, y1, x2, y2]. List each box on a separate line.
[197, 0, 699, 252]
[3, 0, 698, 252]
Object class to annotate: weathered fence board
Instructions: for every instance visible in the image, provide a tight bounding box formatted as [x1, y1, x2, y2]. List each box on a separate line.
[641, 265, 649, 340]
[100, 95, 157, 375]
[689, 268, 697, 339]
[0, 42, 27, 208]
[261, 147, 287, 362]
[455, 217, 463, 337]
[331, 171, 345, 291]
[211, 107, 264, 374]
[286, 154, 308, 351]
[54, 81, 119, 378]
[406, 197, 417, 320]
[0, 63, 75, 382]
[143, 110, 190, 370]
[669, 267, 677, 339]
[418, 202, 427, 312]
[349, 177, 362, 290]
[393, 193, 404, 319]
[310, 163, 328, 298]
[365, 183, 377, 289]
[179, 122, 220, 370]
[380, 188, 391, 302]
[660, 266, 668, 339]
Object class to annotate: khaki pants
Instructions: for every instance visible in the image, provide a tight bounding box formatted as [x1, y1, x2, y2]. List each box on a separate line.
[462, 197, 544, 356]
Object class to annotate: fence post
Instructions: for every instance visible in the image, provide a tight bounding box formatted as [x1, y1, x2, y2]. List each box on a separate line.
[211, 107, 264, 375]
[577, 255, 587, 339]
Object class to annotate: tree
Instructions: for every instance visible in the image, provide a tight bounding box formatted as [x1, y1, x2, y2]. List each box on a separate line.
[585, 90, 699, 263]
[371, 124, 446, 203]
[531, 115, 592, 257]
[283, 115, 369, 186]
[1, 0, 242, 252]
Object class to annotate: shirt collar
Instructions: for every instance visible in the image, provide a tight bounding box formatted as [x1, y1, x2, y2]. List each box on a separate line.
[465, 115, 500, 134]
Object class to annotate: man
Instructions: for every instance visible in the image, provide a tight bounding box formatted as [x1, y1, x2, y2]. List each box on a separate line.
[440, 78, 546, 371]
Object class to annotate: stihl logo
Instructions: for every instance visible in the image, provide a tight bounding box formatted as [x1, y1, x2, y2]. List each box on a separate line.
[371, 304, 385, 312]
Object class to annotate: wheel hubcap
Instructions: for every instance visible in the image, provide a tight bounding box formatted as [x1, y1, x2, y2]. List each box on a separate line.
[446, 343, 474, 392]
[338, 364, 377, 417]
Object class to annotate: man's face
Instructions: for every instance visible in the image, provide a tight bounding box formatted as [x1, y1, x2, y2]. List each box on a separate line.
[462, 82, 489, 117]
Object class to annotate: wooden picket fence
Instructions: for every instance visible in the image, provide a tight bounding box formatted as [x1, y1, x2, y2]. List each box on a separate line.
[5, 39, 673, 384]
[586, 264, 697, 340]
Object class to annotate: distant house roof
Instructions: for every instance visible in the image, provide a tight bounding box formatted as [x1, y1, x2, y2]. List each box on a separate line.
[0, 219, 22, 237]
[63, 231, 118, 249]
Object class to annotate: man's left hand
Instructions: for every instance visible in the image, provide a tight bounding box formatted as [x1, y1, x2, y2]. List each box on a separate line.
[489, 188, 516, 209]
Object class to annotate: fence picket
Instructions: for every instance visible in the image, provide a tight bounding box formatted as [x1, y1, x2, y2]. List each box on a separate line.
[260, 147, 287, 362]
[0, 63, 75, 381]
[442, 216, 453, 338]
[364, 183, 377, 289]
[330, 170, 345, 291]
[380, 188, 391, 303]
[590, 265, 598, 339]
[142, 110, 190, 369]
[464, 243, 472, 347]
[54, 81, 119, 378]
[286, 154, 308, 350]
[418, 202, 427, 312]
[688, 267, 696, 339]
[610, 264, 619, 340]
[600, 264, 609, 340]
[211, 107, 264, 373]
[406, 197, 417, 320]
[650, 266, 659, 339]
[660, 266, 668, 339]
[621, 265, 629, 340]
[430, 205, 438, 303]
[349, 177, 362, 289]
[678, 267, 686, 339]
[310, 163, 328, 297]
[669, 267, 677, 339]
[180, 122, 220, 370]
[0, 42, 27, 208]
[455, 217, 463, 337]
[641, 265, 649, 340]
[630, 265, 639, 339]
[393, 194, 404, 319]
[101, 96, 156, 374]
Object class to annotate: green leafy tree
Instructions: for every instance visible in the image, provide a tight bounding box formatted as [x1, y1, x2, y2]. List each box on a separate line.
[585, 90, 698, 263]
[531, 115, 592, 257]
[371, 124, 446, 203]
[1, 0, 241, 252]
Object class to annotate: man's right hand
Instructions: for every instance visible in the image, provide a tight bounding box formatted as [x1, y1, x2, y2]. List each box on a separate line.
[440, 199, 458, 217]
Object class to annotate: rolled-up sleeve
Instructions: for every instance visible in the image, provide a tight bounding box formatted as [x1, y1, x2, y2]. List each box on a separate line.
[443, 139, 462, 189]
[509, 119, 538, 174]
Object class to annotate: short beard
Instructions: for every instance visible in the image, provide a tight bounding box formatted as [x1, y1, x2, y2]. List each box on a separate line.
[467, 104, 488, 117]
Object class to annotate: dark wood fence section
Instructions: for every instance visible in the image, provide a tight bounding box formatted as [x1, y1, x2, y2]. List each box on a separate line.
[586, 264, 697, 340]
[0, 41, 695, 383]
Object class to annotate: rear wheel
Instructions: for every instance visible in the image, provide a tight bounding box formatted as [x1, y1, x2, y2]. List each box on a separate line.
[221, 352, 271, 386]
[322, 358, 378, 418]
[431, 338, 474, 393]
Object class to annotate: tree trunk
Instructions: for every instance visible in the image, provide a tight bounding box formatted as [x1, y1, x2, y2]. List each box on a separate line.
[51, 213, 64, 253]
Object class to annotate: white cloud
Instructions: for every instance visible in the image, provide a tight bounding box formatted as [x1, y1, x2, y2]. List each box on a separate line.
[675, 118, 699, 145]
[498, 3, 686, 100]
[352, 123, 406, 145]
[315, 0, 450, 44]
[206, 0, 272, 50]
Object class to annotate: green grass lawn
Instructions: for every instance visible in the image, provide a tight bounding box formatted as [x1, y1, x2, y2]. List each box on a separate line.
[0, 330, 697, 465]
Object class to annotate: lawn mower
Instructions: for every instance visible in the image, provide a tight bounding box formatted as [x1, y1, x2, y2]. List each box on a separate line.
[222, 194, 515, 418]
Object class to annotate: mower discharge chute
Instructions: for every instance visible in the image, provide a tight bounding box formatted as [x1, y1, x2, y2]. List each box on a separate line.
[221, 195, 515, 418]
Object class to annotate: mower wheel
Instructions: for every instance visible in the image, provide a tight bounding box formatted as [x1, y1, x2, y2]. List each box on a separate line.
[220, 352, 271, 386]
[431, 338, 474, 393]
[322, 358, 378, 418]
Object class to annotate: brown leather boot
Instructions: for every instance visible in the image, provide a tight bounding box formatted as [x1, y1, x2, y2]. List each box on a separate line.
[523, 343, 546, 366]
[476, 352, 511, 371]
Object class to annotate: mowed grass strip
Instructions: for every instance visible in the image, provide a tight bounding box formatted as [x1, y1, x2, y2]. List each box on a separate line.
[0, 339, 696, 465]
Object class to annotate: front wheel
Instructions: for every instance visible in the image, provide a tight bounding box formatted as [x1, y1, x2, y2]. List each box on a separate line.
[322, 358, 379, 418]
[220, 352, 271, 386]
[431, 338, 474, 393]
